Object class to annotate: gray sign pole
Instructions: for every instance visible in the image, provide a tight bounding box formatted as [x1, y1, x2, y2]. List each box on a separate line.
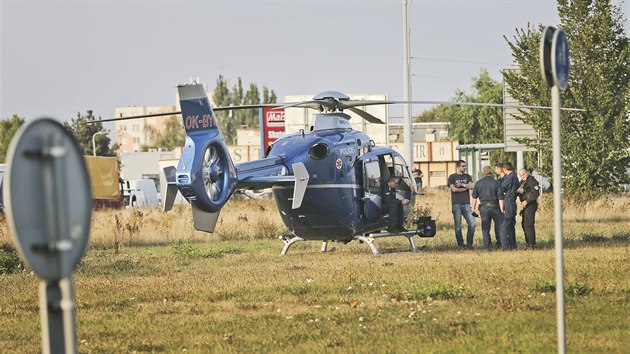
[541, 26, 569, 354]
[550, 84, 566, 354]
[4, 118, 92, 354]
[40, 279, 77, 353]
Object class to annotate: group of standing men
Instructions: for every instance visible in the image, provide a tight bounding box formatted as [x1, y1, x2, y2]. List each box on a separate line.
[448, 160, 540, 250]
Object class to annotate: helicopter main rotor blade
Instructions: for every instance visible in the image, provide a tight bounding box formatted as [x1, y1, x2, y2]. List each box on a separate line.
[399, 100, 585, 112]
[277, 100, 332, 111]
[88, 111, 182, 123]
[90, 95, 584, 125]
[346, 107, 385, 124]
[89, 104, 285, 124]
[213, 103, 285, 111]
[339, 99, 585, 112]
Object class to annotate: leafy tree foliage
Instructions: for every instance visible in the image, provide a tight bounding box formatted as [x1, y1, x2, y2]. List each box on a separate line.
[213, 75, 234, 144]
[444, 70, 504, 144]
[414, 105, 449, 123]
[0, 115, 25, 163]
[504, 0, 629, 194]
[212, 75, 277, 144]
[63, 110, 118, 156]
[243, 83, 261, 127]
[415, 70, 514, 165]
[144, 115, 185, 151]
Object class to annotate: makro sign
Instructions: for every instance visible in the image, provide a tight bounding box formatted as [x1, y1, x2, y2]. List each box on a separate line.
[262, 107, 285, 150]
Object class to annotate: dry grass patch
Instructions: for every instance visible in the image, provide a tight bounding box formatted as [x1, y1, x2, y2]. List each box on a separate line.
[0, 190, 628, 352]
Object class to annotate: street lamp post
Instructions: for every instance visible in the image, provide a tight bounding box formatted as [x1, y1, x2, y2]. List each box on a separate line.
[92, 130, 108, 156]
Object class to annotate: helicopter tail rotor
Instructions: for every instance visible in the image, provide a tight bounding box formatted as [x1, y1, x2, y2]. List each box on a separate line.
[174, 83, 237, 222]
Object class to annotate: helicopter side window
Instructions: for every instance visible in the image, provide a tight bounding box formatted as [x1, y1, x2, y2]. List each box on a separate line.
[393, 156, 414, 196]
[379, 154, 394, 181]
[364, 161, 381, 194]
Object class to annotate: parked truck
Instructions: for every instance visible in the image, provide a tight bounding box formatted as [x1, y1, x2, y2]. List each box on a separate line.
[84, 156, 124, 209]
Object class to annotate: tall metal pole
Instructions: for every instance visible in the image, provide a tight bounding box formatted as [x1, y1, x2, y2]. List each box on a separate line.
[402, 0, 413, 165]
[551, 85, 566, 353]
[92, 131, 108, 156]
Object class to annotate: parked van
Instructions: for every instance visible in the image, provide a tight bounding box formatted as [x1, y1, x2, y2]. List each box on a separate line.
[121, 179, 159, 208]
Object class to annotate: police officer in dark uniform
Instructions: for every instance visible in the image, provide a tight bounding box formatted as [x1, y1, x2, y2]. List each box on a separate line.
[382, 176, 410, 232]
[517, 169, 540, 248]
[500, 162, 519, 249]
[471, 166, 505, 250]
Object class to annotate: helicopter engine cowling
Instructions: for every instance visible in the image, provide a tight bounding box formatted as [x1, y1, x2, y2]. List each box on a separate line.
[175, 83, 237, 213]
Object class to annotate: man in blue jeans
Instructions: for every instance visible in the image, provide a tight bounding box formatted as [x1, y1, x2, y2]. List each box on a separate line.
[471, 166, 505, 250]
[448, 160, 475, 249]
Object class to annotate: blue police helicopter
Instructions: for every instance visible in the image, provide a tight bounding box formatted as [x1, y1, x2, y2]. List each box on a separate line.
[97, 81, 584, 255]
[100, 82, 437, 255]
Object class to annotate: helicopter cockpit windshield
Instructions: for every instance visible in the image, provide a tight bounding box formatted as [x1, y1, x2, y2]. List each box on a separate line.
[361, 153, 416, 224]
[381, 155, 415, 198]
[393, 155, 415, 199]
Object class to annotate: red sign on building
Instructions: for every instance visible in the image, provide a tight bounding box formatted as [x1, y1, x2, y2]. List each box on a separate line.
[262, 107, 285, 150]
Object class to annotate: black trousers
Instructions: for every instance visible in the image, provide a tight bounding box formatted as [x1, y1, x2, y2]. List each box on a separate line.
[502, 201, 517, 249]
[522, 202, 537, 246]
[383, 202, 404, 228]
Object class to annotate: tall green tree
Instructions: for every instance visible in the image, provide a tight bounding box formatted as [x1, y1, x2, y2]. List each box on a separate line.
[415, 70, 515, 166]
[144, 115, 185, 151]
[443, 69, 504, 144]
[504, 0, 629, 195]
[414, 105, 449, 123]
[213, 75, 236, 144]
[231, 77, 245, 128]
[263, 86, 277, 104]
[212, 76, 277, 144]
[243, 83, 261, 128]
[0, 115, 25, 163]
[64, 110, 118, 156]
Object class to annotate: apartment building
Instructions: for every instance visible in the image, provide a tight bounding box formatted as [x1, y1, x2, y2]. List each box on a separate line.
[114, 105, 178, 153]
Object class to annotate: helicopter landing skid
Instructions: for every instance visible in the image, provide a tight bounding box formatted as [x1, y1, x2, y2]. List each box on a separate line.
[279, 230, 428, 256]
[279, 235, 305, 256]
[367, 229, 431, 255]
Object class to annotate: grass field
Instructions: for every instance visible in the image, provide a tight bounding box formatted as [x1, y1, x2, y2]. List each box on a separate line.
[1, 190, 628, 353]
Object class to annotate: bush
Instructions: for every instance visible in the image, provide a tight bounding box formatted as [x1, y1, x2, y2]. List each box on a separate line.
[567, 283, 592, 296]
[532, 281, 591, 296]
[532, 281, 556, 293]
[410, 285, 463, 300]
[172, 241, 242, 259]
[0, 246, 23, 274]
[581, 233, 607, 243]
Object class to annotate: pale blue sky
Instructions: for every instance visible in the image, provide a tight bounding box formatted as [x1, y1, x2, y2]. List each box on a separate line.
[1, 0, 628, 124]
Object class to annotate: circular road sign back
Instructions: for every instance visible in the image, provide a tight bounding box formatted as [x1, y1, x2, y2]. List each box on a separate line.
[3, 118, 92, 281]
[552, 28, 570, 91]
[539, 26, 556, 88]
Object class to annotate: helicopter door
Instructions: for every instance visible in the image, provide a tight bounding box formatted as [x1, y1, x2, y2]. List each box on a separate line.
[362, 160, 382, 221]
[393, 155, 416, 214]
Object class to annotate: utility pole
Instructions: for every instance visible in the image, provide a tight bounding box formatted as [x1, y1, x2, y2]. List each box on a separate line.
[402, 0, 413, 166]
